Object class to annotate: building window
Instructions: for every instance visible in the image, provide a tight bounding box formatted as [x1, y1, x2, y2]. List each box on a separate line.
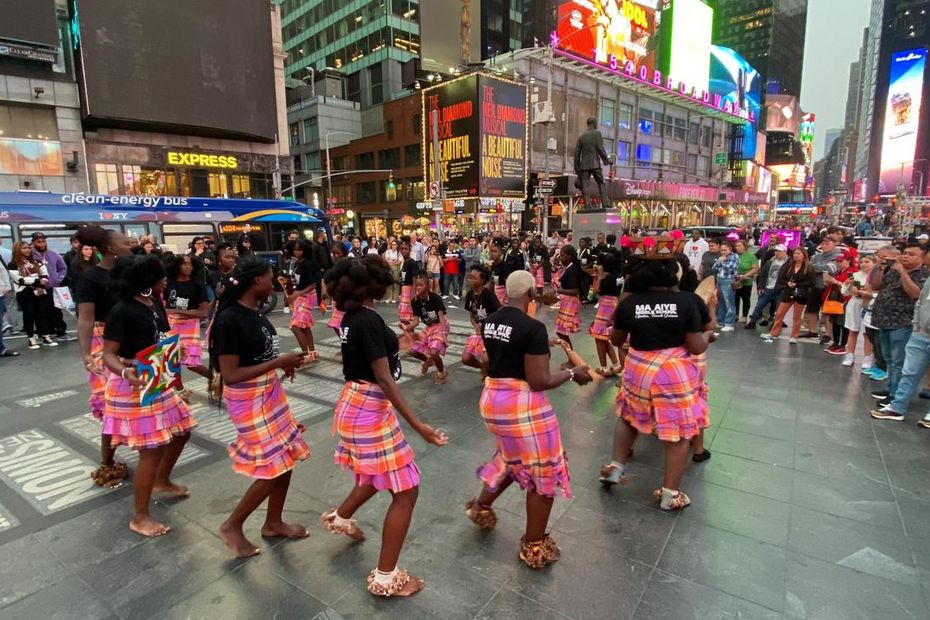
[305, 152, 321, 173]
[303, 117, 319, 142]
[599, 98, 615, 127]
[701, 126, 712, 148]
[379, 180, 398, 202]
[636, 144, 651, 163]
[355, 152, 374, 169]
[638, 109, 654, 135]
[698, 155, 709, 175]
[95, 163, 119, 195]
[379, 147, 401, 169]
[673, 118, 687, 142]
[231, 174, 251, 197]
[413, 113, 421, 136]
[289, 123, 300, 147]
[617, 141, 631, 164]
[617, 103, 632, 130]
[406, 178, 425, 200]
[356, 181, 376, 203]
[404, 143, 421, 167]
[688, 123, 700, 144]
[0, 103, 60, 140]
[604, 138, 614, 157]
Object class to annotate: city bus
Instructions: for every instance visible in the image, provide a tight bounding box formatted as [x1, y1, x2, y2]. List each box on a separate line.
[0, 191, 332, 255]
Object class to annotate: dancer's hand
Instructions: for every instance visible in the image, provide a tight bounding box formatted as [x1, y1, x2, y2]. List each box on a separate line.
[277, 351, 306, 371]
[418, 423, 448, 446]
[122, 367, 144, 389]
[571, 365, 593, 385]
[84, 354, 104, 376]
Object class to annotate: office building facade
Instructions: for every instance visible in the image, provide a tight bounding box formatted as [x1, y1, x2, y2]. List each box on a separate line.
[712, 0, 808, 97]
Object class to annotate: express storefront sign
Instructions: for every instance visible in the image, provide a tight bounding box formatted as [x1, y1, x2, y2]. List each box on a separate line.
[167, 151, 239, 169]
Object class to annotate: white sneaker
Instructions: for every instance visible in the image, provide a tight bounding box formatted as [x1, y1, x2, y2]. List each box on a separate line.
[860, 355, 874, 370]
[789, 337, 798, 344]
[760, 332, 773, 341]
[27, 336, 40, 350]
[283, 307, 291, 314]
[720, 325, 735, 333]
[842, 353, 855, 367]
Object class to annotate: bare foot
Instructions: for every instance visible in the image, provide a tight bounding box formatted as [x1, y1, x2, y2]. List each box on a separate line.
[218, 521, 261, 558]
[261, 521, 310, 539]
[153, 482, 190, 499]
[129, 514, 171, 537]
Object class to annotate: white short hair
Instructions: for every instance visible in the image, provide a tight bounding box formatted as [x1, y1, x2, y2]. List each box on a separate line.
[505, 270, 535, 298]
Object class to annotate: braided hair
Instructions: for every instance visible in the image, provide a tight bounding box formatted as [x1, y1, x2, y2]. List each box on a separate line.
[207, 255, 273, 374]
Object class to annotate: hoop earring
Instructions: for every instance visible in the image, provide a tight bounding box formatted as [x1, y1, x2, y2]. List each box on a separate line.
[141, 288, 152, 298]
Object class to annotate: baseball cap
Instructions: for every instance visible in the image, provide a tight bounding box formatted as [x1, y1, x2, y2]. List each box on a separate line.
[774, 244, 787, 252]
[917, 234, 929, 241]
[30, 232, 46, 241]
[836, 252, 851, 261]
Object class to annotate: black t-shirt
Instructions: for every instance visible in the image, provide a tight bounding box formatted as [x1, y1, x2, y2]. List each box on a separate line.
[559, 262, 581, 293]
[614, 290, 703, 351]
[164, 279, 204, 311]
[482, 306, 550, 380]
[695, 294, 711, 328]
[599, 271, 624, 297]
[505, 247, 525, 271]
[411, 292, 446, 325]
[578, 247, 593, 269]
[104, 297, 170, 359]
[340, 307, 401, 383]
[215, 303, 280, 367]
[293, 259, 319, 289]
[75, 265, 118, 322]
[491, 260, 512, 288]
[400, 258, 418, 285]
[464, 287, 501, 323]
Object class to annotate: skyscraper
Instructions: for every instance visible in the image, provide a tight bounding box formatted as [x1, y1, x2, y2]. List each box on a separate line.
[854, 3, 884, 194]
[712, 0, 809, 97]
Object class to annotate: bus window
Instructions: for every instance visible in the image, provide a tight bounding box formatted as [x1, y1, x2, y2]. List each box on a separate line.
[19, 224, 78, 254]
[219, 222, 269, 252]
[161, 223, 216, 255]
[123, 224, 149, 242]
[0, 224, 12, 248]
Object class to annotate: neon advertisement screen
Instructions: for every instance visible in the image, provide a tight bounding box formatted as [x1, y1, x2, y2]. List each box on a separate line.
[555, 0, 659, 75]
[709, 45, 762, 160]
[878, 48, 927, 194]
[664, 0, 713, 94]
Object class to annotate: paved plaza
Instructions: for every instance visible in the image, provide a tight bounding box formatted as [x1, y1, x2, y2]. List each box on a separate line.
[0, 303, 928, 619]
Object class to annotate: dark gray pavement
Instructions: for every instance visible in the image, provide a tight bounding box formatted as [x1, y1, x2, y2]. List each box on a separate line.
[0, 300, 929, 619]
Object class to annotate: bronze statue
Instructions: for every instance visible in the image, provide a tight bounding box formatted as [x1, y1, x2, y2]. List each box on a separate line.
[574, 117, 613, 208]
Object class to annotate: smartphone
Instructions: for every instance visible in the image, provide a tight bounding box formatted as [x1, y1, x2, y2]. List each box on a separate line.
[885, 257, 897, 267]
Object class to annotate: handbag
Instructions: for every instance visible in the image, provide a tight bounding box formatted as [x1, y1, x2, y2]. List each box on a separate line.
[53, 286, 76, 315]
[822, 285, 845, 315]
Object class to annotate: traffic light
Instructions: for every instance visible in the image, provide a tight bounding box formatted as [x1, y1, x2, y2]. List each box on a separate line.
[388, 173, 396, 190]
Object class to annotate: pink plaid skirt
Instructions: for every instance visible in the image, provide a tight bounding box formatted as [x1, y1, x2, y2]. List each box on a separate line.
[410, 322, 448, 357]
[168, 315, 203, 367]
[224, 371, 310, 479]
[333, 381, 420, 492]
[494, 285, 507, 305]
[463, 333, 486, 359]
[552, 268, 562, 288]
[616, 346, 708, 442]
[103, 375, 196, 450]
[554, 294, 581, 336]
[398, 285, 414, 321]
[533, 264, 545, 288]
[478, 378, 571, 498]
[328, 308, 345, 330]
[588, 295, 618, 341]
[692, 352, 710, 424]
[289, 290, 317, 330]
[88, 322, 110, 420]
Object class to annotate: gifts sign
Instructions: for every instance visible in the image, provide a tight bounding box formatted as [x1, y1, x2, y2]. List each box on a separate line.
[134, 334, 183, 406]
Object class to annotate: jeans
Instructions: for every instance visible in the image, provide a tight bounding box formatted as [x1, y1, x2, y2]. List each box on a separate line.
[879, 327, 913, 396]
[443, 272, 461, 296]
[750, 288, 781, 323]
[716, 278, 737, 326]
[2, 289, 20, 331]
[889, 332, 930, 414]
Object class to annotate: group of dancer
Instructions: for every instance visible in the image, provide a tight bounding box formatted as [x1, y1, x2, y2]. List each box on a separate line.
[73, 224, 718, 598]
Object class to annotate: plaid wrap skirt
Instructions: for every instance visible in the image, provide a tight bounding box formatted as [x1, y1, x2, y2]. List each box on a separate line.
[398, 285, 414, 322]
[88, 322, 109, 420]
[494, 285, 507, 305]
[616, 346, 708, 442]
[289, 290, 317, 330]
[691, 352, 710, 424]
[551, 268, 562, 289]
[333, 381, 420, 492]
[588, 295, 618, 341]
[463, 333, 486, 359]
[168, 315, 203, 367]
[224, 371, 309, 479]
[478, 378, 571, 499]
[532, 264, 545, 288]
[555, 294, 581, 336]
[410, 322, 448, 357]
[327, 308, 345, 330]
[103, 375, 195, 450]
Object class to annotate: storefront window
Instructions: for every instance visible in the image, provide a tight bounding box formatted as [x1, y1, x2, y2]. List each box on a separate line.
[231, 174, 251, 197]
[208, 173, 229, 197]
[95, 163, 119, 195]
[407, 179, 425, 201]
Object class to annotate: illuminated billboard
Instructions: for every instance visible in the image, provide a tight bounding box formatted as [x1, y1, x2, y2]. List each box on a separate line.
[420, 0, 481, 72]
[556, 0, 659, 73]
[800, 113, 815, 165]
[766, 94, 801, 136]
[878, 48, 927, 194]
[709, 45, 762, 160]
[422, 74, 528, 200]
[661, 0, 713, 94]
[770, 163, 808, 190]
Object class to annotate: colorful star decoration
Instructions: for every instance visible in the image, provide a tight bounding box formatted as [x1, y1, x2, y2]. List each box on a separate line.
[135, 334, 183, 406]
